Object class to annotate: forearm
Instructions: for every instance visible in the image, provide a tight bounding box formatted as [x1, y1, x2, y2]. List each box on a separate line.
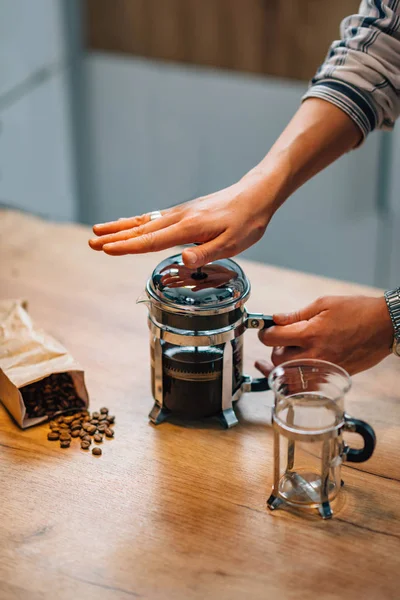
[242, 0, 400, 217]
[242, 98, 361, 214]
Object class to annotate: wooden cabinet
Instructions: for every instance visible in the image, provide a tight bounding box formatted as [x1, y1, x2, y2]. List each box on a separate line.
[86, 0, 360, 81]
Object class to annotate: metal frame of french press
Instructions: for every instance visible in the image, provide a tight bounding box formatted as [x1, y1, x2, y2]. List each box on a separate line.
[148, 308, 273, 429]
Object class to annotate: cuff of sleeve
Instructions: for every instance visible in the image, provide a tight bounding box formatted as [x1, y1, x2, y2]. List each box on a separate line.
[302, 79, 379, 143]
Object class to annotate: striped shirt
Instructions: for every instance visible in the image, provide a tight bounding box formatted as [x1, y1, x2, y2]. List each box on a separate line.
[303, 0, 400, 139]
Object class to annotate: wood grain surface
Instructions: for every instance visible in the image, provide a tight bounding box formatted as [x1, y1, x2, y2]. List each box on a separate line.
[86, 0, 360, 81]
[0, 210, 399, 600]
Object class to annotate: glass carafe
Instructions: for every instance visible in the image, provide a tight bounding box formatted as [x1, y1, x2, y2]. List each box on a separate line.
[267, 360, 376, 519]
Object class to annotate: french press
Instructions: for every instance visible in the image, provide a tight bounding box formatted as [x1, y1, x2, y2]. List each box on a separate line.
[139, 253, 274, 428]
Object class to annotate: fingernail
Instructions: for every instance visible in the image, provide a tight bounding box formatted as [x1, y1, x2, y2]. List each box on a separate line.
[184, 250, 197, 265]
[275, 313, 289, 324]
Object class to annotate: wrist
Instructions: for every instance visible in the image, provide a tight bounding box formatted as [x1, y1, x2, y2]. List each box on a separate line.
[240, 152, 292, 216]
[378, 296, 395, 351]
[240, 99, 361, 218]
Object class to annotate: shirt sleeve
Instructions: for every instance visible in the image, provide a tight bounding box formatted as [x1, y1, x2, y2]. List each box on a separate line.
[303, 0, 400, 140]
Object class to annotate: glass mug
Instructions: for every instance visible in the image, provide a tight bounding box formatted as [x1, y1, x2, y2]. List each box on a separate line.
[267, 359, 376, 519]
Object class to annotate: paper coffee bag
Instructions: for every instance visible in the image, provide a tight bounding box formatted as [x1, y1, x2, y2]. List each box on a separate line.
[0, 299, 89, 428]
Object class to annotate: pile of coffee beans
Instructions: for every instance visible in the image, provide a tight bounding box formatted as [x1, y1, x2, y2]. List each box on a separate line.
[47, 407, 115, 457]
[21, 373, 85, 419]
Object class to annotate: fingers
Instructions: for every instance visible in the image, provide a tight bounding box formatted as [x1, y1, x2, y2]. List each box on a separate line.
[89, 213, 178, 251]
[259, 322, 309, 347]
[102, 223, 211, 256]
[254, 359, 274, 377]
[92, 214, 152, 236]
[272, 297, 328, 325]
[92, 209, 182, 236]
[181, 235, 232, 267]
[271, 346, 307, 366]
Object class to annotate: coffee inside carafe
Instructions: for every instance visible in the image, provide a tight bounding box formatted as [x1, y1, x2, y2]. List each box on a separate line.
[162, 345, 223, 418]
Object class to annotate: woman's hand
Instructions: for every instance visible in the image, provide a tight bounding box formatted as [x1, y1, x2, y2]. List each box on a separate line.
[89, 99, 361, 267]
[89, 173, 278, 268]
[255, 295, 394, 376]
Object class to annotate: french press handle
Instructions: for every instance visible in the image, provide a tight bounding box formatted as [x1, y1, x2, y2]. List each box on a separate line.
[343, 414, 376, 463]
[245, 313, 275, 392]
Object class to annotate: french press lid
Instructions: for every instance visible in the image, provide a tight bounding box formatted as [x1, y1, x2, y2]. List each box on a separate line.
[147, 253, 250, 312]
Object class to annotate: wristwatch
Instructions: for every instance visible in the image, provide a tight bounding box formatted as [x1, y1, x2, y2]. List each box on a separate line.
[384, 288, 400, 357]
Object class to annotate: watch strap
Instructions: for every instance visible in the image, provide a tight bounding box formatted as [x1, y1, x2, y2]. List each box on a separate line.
[384, 288, 400, 353]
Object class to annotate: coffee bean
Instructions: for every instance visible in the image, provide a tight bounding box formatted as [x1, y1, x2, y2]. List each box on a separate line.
[42, 402, 115, 449]
[21, 373, 86, 422]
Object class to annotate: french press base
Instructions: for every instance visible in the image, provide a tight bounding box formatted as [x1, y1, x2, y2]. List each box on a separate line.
[140, 254, 275, 428]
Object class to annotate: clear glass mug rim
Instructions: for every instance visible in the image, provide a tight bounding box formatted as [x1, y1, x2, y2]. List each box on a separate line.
[267, 358, 352, 401]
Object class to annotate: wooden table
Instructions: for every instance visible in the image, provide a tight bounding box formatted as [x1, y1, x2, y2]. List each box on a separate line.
[0, 210, 399, 600]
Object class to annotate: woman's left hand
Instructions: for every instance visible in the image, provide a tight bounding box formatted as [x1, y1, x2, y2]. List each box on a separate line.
[255, 295, 394, 377]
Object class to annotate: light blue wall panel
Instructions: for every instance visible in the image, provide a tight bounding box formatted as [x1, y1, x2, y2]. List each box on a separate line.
[387, 128, 400, 288]
[0, 0, 77, 221]
[0, 72, 77, 220]
[0, 0, 65, 98]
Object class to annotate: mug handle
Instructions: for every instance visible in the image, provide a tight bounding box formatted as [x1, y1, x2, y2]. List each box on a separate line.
[343, 414, 376, 463]
[245, 314, 275, 392]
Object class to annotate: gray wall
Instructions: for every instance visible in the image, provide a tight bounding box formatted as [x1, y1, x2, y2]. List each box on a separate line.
[0, 0, 77, 221]
[387, 130, 400, 287]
